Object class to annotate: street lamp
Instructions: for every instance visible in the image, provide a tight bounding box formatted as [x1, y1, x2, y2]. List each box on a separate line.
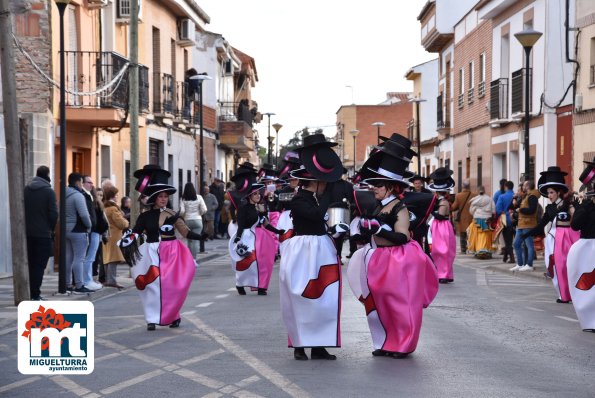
[190, 73, 212, 191]
[350, 129, 360, 176]
[55, 0, 71, 294]
[514, 28, 542, 182]
[409, 97, 427, 174]
[272, 123, 282, 166]
[371, 121, 385, 145]
[263, 112, 275, 164]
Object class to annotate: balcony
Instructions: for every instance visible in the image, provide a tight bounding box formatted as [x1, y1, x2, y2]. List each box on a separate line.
[458, 93, 465, 108]
[218, 101, 256, 155]
[511, 68, 532, 115]
[64, 51, 149, 127]
[468, 87, 475, 105]
[490, 78, 509, 122]
[152, 72, 175, 116]
[478, 81, 486, 98]
[436, 93, 450, 135]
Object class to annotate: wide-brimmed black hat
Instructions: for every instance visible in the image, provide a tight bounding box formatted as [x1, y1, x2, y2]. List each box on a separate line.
[242, 182, 266, 199]
[353, 190, 378, 217]
[232, 174, 258, 194]
[258, 163, 278, 181]
[295, 134, 342, 182]
[231, 162, 258, 181]
[378, 133, 418, 161]
[585, 156, 595, 167]
[537, 166, 569, 197]
[578, 162, 595, 187]
[364, 152, 414, 187]
[428, 167, 455, 191]
[134, 164, 172, 195]
[279, 155, 301, 178]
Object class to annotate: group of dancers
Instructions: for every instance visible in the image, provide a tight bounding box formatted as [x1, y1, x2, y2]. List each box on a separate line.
[115, 133, 595, 360]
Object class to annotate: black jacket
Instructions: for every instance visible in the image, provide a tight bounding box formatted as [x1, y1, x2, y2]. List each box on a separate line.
[24, 176, 58, 238]
[82, 189, 97, 229]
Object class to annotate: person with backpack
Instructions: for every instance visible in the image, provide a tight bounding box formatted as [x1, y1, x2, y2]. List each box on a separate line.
[510, 180, 540, 272]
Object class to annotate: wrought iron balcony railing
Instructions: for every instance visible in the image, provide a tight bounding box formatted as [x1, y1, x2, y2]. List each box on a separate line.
[490, 77, 508, 120]
[511, 68, 532, 115]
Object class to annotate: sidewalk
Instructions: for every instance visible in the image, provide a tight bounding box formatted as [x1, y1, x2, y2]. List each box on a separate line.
[0, 237, 229, 309]
[455, 250, 548, 281]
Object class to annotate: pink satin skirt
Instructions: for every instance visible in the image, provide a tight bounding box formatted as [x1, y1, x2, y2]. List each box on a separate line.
[430, 219, 456, 280]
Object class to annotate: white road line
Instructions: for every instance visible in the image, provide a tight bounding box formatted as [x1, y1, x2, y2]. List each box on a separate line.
[178, 349, 225, 367]
[235, 375, 261, 388]
[100, 369, 165, 395]
[174, 368, 226, 389]
[182, 310, 196, 315]
[215, 294, 229, 299]
[555, 316, 579, 323]
[525, 307, 545, 312]
[196, 302, 214, 308]
[49, 375, 92, 397]
[95, 352, 122, 362]
[476, 270, 487, 286]
[0, 326, 16, 336]
[185, 314, 310, 398]
[99, 324, 140, 337]
[227, 288, 237, 292]
[0, 376, 41, 394]
[232, 390, 266, 398]
[135, 335, 178, 350]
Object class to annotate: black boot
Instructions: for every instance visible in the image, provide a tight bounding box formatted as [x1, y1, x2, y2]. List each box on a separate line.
[236, 286, 246, 295]
[147, 323, 156, 331]
[503, 252, 509, 263]
[257, 288, 267, 295]
[311, 347, 336, 360]
[508, 251, 516, 264]
[294, 348, 308, 360]
[169, 318, 181, 328]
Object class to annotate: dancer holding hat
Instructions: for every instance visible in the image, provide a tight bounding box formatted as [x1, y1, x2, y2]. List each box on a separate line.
[522, 166, 579, 303]
[347, 135, 438, 358]
[119, 165, 204, 331]
[280, 134, 344, 361]
[427, 167, 457, 284]
[567, 157, 595, 332]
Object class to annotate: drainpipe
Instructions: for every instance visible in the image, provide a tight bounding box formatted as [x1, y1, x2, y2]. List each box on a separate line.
[565, 0, 580, 105]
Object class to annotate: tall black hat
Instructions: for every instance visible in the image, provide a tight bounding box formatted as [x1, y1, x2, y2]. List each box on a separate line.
[537, 166, 568, 197]
[231, 162, 258, 193]
[578, 156, 595, 188]
[258, 163, 278, 181]
[231, 162, 258, 179]
[293, 133, 342, 182]
[278, 153, 301, 178]
[133, 164, 176, 204]
[364, 135, 416, 186]
[378, 133, 418, 161]
[428, 167, 455, 191]
[241, 182, 266, 199]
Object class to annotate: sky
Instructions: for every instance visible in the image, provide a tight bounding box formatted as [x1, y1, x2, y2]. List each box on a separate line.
[199, 0, 436, 146]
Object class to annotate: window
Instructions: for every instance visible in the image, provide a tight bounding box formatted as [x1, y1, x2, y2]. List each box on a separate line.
[457, 160, 463, 193]
[168, 155, 174, 185]
[149, 139, 163, 166]
[466, 157, 471, 179]
[125, 160, 131, 197]
[477, 156, 483, 187]
[468, 61, 475, 89]
[178, 168, 183, 199]
[590, 37, 595, 85]
[458, 68, 465, 108]
[101, 145, 111, 182]
[478, 53, 486, 97]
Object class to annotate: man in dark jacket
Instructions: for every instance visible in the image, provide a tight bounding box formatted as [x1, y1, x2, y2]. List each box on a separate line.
[209, 179, 225, 238]
[24, 166, 58, 300]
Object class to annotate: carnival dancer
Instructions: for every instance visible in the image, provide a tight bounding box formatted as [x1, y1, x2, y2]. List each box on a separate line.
[277, 155, 301, 249]
[259, 163, 282, 256]
[119, 165, 203, 331]
[349, 189, 377, 252]
[347, 135, 438, 358]
[229, 180, 285, 296]
[280, 133, 344, 361]
[427, 167, 457, 284]
[523, 167, 579, 303]
[567, 158, 595, 332]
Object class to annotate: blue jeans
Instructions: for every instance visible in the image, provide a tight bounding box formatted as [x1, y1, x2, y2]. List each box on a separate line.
[214, 210, 221, 236]
[185, 219, 203, 259]
[84, 232, 101, 285]
[65, 231, 89, 288]
[513, 228, 535, 266]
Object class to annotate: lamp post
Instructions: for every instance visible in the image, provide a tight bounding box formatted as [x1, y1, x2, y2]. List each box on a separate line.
[55, 0, 71, 294]
[409, 97, 426, 174]
[514, 28, 542, 182]
[371, 121, 385, 145]
[263, 112, 275, 164]
[190, 73, 212, 192]
[272, 123, 282, 166]
[350, 129, 360, 176]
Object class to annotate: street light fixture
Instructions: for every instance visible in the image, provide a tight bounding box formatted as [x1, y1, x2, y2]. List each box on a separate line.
[371, 121, 385, 145]
[55, 0, 71, 294]
[409, 97, 427, 174]
[263, 112, 275, 164]
[272, 123, 282, 166]
[190, 73, 212, 191]
[514, 28, 542, 182]
[350, 129, 360, 176]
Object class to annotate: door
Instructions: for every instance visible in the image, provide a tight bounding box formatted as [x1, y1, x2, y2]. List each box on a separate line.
[556, 106, 573, 190]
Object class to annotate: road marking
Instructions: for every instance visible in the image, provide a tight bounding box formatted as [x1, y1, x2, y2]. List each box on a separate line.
[99, 324, 140, 337]
[185, 314, 310, 398]
[525, 306, 545, 312]
[182, 310, 196, 315]
[95, 352, 121, 362]
[476, 270, 487, 286]
[0, 326, 16, 336]
[215, 294, 229, 299]
[136, 335, 178, 350]
[555, 316, 579, 323]
[235, 375, 261, 388]
[49, 375, 92, 397]
[178, 349, 225, 367]
[0, 377, 41, 394]
[227, 288, 237, 292]
[196, 302, 213, 308]
[100, 369, 165, 395]
[173, 368, 225, 389]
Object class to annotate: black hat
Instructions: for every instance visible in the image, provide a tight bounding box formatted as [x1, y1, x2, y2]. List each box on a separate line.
[364, 153, 414, 187]
[353, 189, 378, 217]
[537, 166, 568, 197]
[410, 174, 428, 183]
[578, 163, 595, 187]
[231, 162, 257, 180]
[242, 182, 266, 199]
[428, 167, 455, 191]
[378, 133, 418, 160]
[585, 156, 595, 167]
[134, 164, 172, 194]
[278, 155, 301, 178]
[233, 174, 258, 194]
[258, 163, 278, 181]
[295, 134, 342, 182]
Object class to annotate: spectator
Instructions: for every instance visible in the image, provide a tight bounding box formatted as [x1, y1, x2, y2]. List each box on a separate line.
[121, 196, 131, 222]
[65, 172, 93, 294]
[94, 187, 108, 283]
[220, 200, 232, 239]
[496, 181, 515, 264]
[102, 185, 129, 288]
[410, 175, 431, 193]
[209, 178, 225, 238]
[469, 186, 496, 259]
[451, 179, 476, 254]
[202, 186, 219, 239]
[511, 180, 540, 272]
[81, 175, 103, 291]
[180, 182, 207, 262]
[24, 166, 58, 300]
[493, 178, 508, 254]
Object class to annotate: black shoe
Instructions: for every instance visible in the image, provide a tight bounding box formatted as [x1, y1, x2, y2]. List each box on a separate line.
[556, 299, 571, 304]
[236, 286, 246, 295]
[73, 286, 94, 295]
[438, 279, 449, 284]
[446, 279, 454, 283]
[583, 329, 595, 333]
[372, 349, 390, 357]
[169, 318, 181, 328]
[257, 288, 267, 296]
[311, 347, 336, 360]
[31, 296, 47, 301]
[503, 253, 509, 263]
[294, 348, 308, 360]
[147, 323, 156, 331]
[391, 352, 410, 359]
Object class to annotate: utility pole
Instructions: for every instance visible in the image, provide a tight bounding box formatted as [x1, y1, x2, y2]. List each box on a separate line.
[0, 0, 30, 304]
[129, 0, 140, 224]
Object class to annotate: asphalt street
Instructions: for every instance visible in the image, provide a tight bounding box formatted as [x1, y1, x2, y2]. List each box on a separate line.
[0, 243, 594, 397]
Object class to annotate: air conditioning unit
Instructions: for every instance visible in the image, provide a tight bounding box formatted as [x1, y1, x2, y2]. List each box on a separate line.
[575, 92, 583, 112]
[179, 19, 195, 42]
